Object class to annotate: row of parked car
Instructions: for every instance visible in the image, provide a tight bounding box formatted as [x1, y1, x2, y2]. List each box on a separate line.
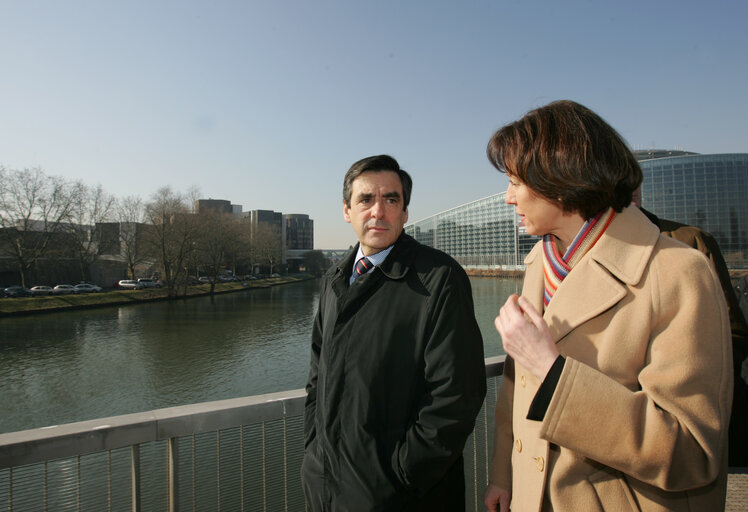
[2, 277, 165, 297]
[2, 283, 104, 298]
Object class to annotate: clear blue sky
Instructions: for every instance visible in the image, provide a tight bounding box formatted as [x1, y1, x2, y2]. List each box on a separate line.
[2, 1, 746, 249]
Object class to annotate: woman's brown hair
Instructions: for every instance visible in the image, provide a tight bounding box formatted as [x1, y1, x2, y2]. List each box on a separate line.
[487, 100, 642, 219]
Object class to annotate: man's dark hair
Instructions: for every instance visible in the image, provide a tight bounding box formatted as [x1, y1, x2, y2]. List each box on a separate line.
[343, 155, 412, 210]
[486, 100, 643, 219]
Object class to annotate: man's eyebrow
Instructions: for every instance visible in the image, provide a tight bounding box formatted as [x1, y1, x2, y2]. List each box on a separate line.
[383, 191, 401, 199]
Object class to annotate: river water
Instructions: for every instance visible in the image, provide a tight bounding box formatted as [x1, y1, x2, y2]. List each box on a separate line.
[0, 277, 520, 434]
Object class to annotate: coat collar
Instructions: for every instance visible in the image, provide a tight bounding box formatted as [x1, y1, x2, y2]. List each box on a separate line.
[524, 206, 660, 342]
[327, 232, 414, 298]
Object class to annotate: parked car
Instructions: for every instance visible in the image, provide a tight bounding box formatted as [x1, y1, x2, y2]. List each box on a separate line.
[74, 283, 103, 294]
[198, 276, 214, 284]
[3, 285, 30, 298]
[53, 284, 76, 295]
[29, 285, 54, 296]
[118, 279, 143, 290]
[136, 278, 162, 288]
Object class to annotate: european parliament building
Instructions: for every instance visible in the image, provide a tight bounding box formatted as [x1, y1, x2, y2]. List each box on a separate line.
[405, 151, 748, 270]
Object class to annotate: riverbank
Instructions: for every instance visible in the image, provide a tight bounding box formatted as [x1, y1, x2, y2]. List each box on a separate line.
[464, 268, 524, 278]
[0, 275, 316, 316]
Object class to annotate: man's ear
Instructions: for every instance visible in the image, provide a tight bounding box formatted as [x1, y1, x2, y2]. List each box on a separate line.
[343, 201, 351, 223]
[402, 207, 408, 224]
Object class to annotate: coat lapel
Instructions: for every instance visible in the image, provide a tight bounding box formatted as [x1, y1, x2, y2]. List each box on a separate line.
[532, 207, 661, 343]
[542, 257, 627, 342]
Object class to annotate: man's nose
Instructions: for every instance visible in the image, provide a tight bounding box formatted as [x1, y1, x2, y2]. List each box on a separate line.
[371, 200, 385, 218]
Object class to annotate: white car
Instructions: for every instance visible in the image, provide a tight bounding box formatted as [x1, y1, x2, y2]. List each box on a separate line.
[53, 284, 76, 295]
[136, 278, 162, 288]
[118, 280, 143, 290]
[74, 283, 103, 294]
[29, 285, 54, 296]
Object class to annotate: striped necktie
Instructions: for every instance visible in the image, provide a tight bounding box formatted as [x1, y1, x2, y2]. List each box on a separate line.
[354, 257, 373, 279]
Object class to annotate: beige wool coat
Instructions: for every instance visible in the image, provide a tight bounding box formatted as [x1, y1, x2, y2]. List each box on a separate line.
[490, 206, 733, 511]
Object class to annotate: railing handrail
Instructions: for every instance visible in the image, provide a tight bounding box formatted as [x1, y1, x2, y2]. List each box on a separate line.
[0, 355, 506, 470]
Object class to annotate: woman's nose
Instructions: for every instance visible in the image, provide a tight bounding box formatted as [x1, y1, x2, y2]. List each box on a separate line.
[505, 184, 516, 205]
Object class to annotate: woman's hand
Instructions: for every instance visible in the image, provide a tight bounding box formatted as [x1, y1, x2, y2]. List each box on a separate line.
[495, 294, 559, 381]
[483, 483, 511, 512]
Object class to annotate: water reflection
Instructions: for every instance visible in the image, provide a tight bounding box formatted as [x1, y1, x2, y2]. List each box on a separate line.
[0, 277, 519, 433]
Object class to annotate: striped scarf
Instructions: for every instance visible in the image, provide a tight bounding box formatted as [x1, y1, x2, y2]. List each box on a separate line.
[542, 207, 616, 307]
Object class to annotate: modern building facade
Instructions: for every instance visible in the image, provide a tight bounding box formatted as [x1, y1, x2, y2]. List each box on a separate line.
[405, 193, 537, 269]
[284, 214, 313, 250]
[406, 150, 747, 270]
[636, 151, 747, 269]
[194, 199, 233, 215]
[241, 209, 287, 268]
[284, 214, 314, 272]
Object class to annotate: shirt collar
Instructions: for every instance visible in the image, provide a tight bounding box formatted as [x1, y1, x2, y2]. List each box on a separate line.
[349, 245, 394, 284]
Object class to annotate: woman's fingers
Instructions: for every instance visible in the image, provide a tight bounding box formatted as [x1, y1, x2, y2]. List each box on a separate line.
[495, 295, 559, 380]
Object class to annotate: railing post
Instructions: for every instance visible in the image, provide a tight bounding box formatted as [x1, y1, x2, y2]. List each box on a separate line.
[131, 445, 141, 512]
[168, 437, 180, 512]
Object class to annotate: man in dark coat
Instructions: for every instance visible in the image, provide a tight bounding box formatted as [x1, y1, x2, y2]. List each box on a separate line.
[302, 155, 486, 511]
[639, 206, 748, 467]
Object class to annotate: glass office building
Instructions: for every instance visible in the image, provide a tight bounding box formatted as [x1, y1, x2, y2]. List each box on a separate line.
[637, 152, 748, 269]
[404, 193, 539, 269]
[406, 151, 747, 270]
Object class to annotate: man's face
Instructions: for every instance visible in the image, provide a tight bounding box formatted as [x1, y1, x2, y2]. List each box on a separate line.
[344, 170, 408, 256]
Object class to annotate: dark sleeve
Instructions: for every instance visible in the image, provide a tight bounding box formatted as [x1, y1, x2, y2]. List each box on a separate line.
[390, 265, 487, 493]
[303, 283, 325, 448]
[527, 355, 565, 421]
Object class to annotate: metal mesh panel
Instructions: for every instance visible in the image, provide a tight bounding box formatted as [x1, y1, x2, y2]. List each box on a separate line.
[77, 450, 131, 512]
[263, 418, 291, 511]
[0, 448, 134, 512]
[464, 374, 500, 511]
[284, 415, 306, 512]
[168, 417, 306, 512]
[139, 441, 168, 512]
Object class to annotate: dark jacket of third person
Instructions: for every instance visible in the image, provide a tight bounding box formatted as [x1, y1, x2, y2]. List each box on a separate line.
[302, 233, 486, 511]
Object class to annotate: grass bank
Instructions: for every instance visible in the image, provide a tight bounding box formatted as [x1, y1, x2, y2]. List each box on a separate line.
[0, 275, 315, 316]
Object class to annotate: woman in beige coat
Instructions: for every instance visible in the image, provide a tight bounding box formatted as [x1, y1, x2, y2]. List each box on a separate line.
[483, 100, 732, 511]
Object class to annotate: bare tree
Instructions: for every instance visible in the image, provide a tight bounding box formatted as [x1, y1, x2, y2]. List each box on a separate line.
[302, 250, 329, 276]
[253, 223, 282, 274]
[67, 183, 115, 282]
[144, 187, 200, 297]
[0, 166, 77, 287]
[194, 210, 246, 293]
[115, 195, 148, 279]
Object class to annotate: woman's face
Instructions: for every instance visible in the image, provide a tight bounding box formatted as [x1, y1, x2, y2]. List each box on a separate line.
[505, 176, 576, 240]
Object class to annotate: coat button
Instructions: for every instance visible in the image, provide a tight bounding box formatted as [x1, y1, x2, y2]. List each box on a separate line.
[536, 456, 545, 472]
[515, 439, 522, 453]
[520, 375, 526, 387]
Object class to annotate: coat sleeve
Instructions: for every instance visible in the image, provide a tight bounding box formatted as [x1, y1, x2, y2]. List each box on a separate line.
[390, 265, 487, 493]
[304, 286, 324, 448]
[490, 355, 515, 490]
[540, 248, 733, 491]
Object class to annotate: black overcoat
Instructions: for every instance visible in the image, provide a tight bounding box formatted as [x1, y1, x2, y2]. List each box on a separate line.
[302, 233, 486, 511]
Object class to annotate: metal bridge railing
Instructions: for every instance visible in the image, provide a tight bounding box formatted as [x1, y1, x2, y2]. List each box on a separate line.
[0, 357, 505, 512]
